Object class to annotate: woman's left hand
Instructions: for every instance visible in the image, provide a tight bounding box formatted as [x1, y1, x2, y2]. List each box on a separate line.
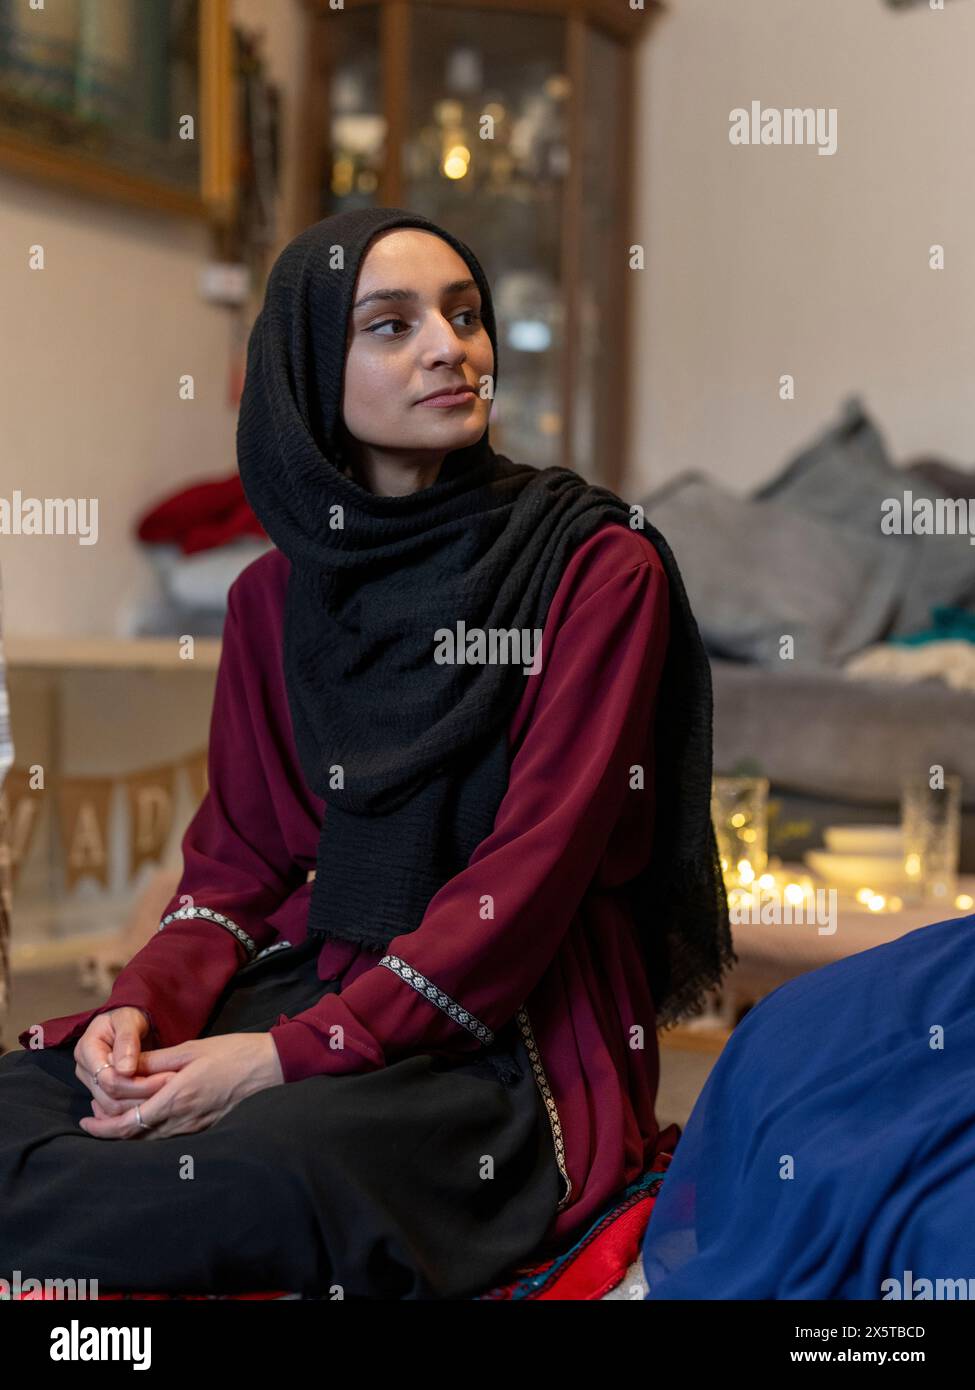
[77, 1033, 285, 1140]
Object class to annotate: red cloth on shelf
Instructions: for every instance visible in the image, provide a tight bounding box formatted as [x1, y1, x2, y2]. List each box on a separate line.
[135, 474, 266, 556]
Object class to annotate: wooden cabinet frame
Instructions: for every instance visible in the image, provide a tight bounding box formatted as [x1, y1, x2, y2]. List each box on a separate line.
[295, 0, 663, 492]
[0, 0, 236, 224]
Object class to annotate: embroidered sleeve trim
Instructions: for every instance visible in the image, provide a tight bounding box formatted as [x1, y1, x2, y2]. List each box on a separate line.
[157, 905, 258, 961]
[378, 954, 495, 1045]
[516, 1004, 573, 1211]
[252, 940, 293, 963]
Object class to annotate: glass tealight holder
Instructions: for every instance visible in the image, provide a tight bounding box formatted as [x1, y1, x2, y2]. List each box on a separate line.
[900, 773, 962, 907]
[711, 775, 769, 892]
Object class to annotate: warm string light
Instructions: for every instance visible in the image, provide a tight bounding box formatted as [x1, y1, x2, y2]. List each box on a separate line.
[725, 865, 826, 916]
[721, 856, 973, 916]
[441, 144, 471, 180]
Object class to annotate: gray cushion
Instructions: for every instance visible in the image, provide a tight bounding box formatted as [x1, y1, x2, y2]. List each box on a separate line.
[639, 472, 907, 668]
[753, 398, 975, 634]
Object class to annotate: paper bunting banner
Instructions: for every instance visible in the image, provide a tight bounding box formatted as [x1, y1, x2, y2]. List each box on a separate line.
[56, 776, 113, 891]
[0, 767, 43, 892]
[0, 750, 208, 893]
[183, 748, 209, 808]
[123, 762, 177, 882]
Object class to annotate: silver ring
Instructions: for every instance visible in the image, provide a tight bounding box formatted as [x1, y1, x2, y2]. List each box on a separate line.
[92, 1062, 111, 1083]
[135, 1105, 151, 1131]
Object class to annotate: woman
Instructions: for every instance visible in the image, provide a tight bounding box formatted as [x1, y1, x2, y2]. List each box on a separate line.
[0, 208, 732, 1300]
[642, 909, 975, 1300]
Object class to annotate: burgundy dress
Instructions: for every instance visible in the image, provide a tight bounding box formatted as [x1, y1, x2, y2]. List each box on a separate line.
[3, 520, 679, 1295]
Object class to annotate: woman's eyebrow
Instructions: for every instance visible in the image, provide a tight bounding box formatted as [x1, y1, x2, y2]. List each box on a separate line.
[352, 278, 478, 311]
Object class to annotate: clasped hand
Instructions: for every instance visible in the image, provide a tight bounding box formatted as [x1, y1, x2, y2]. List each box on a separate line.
[73, 1006, 284, 1140]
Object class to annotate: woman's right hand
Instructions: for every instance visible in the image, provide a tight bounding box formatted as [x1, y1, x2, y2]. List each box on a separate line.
[74, 1007, 176, 1115]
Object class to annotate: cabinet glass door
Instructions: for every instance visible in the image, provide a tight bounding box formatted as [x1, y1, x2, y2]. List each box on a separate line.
[403, 4, 568, 469]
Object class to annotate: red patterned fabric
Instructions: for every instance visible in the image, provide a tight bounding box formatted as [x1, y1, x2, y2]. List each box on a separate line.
[475, 1154, 672, 1300]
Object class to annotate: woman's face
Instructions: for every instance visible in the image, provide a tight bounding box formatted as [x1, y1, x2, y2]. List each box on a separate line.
[341, 228, 494, 474]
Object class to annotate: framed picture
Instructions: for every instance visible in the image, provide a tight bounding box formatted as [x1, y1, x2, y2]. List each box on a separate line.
[0, 0, 235, 222]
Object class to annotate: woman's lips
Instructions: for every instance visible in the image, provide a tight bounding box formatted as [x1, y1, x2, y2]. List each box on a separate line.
[416, 388, 477, 408]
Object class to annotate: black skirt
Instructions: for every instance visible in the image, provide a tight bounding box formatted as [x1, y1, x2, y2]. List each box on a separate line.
[0, 937, 563, 1300]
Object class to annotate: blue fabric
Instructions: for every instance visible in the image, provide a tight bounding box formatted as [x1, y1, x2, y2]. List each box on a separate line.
[890, 605, 975, 647]
[643, 913, 975, 1299]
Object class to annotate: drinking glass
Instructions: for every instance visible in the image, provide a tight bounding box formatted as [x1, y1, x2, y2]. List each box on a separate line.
[711, 776, 769, 890]
[900, 773, 962, 907]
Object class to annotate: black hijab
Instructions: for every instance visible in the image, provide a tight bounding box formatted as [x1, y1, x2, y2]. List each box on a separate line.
[236, 207, 733, 1028]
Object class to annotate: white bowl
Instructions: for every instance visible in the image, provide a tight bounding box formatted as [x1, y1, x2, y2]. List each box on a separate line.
[805, 848, 908, 892]
[822, 825, 903, 857]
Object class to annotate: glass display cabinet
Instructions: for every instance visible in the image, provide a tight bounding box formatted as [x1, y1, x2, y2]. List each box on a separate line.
[296, 0, 662, 489]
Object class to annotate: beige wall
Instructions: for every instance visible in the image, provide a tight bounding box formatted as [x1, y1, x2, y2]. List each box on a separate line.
[3, 0, 973, 638]
[624, 0, 975, 500]
[0, 0, 306, 641]
[0, 0, 309, 932]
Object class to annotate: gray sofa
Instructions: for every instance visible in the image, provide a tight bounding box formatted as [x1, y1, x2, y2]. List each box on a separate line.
[637, 398, 975, 871]
[710, 655, 975, 871]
